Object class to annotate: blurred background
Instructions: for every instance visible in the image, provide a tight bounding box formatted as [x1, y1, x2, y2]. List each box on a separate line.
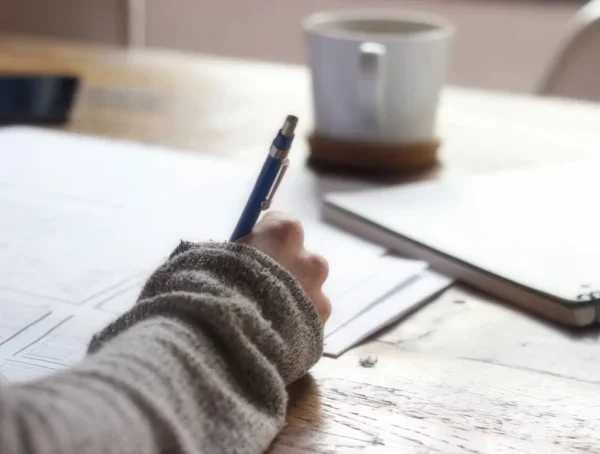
[0, 0, 596, 98]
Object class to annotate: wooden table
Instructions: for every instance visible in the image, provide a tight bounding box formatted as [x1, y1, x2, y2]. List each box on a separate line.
[3, 34, 600, 453]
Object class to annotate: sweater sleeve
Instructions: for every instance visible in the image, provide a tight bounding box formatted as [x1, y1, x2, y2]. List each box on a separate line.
[0, 241, 323, 454]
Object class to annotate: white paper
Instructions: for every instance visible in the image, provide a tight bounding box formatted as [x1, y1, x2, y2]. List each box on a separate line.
[0, 360, 58, 384]
[302, 222, 393, 297]
[0, 301, 115, 386]
[0, 300, 51, 345]
[15, 314, 113, 367]
[324, 271, 453, 357]
[96, 281, 146, 314]
[324, 256, 428, 337]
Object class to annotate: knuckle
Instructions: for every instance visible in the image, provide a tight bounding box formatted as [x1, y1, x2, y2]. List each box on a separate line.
[270, 218, 304, 245]
[307, 253, 329, 282]
[319, 296, 332, 322]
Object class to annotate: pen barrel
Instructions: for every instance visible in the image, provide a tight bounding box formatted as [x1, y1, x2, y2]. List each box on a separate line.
[230, 155, 283, 241]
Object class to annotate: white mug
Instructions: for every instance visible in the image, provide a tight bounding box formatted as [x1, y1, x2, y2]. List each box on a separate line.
[304, 10, 454, 144]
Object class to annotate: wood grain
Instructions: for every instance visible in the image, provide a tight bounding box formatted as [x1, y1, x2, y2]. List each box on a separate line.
[281, 343, 600, 453]
[2, 34, 600, 453]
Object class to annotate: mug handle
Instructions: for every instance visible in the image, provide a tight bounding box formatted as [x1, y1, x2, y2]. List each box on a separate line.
[358, 42, 387, 134]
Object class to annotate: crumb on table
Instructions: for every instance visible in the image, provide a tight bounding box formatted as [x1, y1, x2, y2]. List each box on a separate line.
[358, 356, 378, 368]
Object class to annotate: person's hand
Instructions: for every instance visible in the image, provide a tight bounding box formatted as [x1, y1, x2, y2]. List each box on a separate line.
[238, 212, 331, 323]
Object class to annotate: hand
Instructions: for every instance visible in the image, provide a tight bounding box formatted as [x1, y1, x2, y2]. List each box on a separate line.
[238, 212, 331, 323]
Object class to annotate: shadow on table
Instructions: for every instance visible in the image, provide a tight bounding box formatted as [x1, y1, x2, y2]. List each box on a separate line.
[268, 374, 324, 452]
[486, 288, 600, 342]
[286, 374, 322, 423]
[455, 285, 600, 342]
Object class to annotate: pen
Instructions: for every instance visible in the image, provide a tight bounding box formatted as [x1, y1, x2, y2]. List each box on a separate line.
[229, 115, 298, 241]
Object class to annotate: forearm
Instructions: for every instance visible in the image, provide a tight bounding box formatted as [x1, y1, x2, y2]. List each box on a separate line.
[0, 242, 323, 454]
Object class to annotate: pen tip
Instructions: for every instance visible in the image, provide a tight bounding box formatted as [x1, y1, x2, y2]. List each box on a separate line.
[281, 115, 298, 137]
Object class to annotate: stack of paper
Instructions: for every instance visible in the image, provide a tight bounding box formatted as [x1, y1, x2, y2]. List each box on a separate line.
[0, 127, 452, 383]
[323, 270, 452, 356]
[306, 228, 452, 356]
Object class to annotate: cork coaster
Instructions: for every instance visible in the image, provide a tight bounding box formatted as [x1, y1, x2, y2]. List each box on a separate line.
[308, 133, 440, 175]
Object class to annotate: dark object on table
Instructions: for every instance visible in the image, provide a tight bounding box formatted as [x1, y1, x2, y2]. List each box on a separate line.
[358, 356, 378, 368]
[0, 74, 79, 125]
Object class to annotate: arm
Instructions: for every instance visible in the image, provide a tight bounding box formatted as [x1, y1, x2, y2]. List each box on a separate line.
[0, 216, 327, 454]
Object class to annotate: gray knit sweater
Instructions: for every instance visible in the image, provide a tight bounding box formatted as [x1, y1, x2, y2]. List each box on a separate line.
[0, 241, 323, 454]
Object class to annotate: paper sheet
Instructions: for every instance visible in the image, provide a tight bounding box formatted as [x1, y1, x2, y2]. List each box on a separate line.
[324, 271, 453, 357]
[96, 280, 146, 314]
[324, 256, 427, 337]
[15, 315, 112, 367]
[0, 297, 116, 384]
[0, 360, 58, 383]
[0, 300, 51, 345]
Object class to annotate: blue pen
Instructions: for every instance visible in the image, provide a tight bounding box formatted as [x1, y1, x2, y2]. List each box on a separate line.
[230, 115, 298, 241]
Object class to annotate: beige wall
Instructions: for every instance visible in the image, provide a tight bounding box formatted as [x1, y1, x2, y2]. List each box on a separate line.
[144, 0, 578, 93]
[0, 0, 580, 93]
[0, 0, 129, 45]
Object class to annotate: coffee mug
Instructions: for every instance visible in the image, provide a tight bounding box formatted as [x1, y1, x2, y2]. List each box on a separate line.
[304, 10, 454, 144]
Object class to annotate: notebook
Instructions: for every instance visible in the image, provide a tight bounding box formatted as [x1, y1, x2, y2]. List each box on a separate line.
[324, 160, 600, 327]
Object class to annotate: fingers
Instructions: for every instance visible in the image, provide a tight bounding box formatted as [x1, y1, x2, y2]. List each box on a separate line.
[313, 292, 332, 323]
[294, 251, 329, 289]
[237, 211, 331, 324]
[240, 212, 304, 260]
[261, 212, 304, 249]
[289, 251, 331, 325]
